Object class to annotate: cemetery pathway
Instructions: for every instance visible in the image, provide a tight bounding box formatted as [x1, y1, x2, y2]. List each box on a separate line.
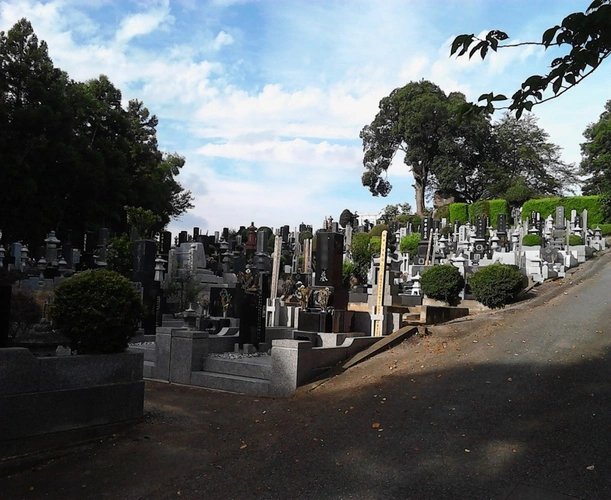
[2, 249, 611, 499]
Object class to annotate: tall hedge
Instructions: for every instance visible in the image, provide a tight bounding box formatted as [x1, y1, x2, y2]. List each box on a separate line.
[488, 199, 510, 226]
[469, 200, 490, 221]
[521, 196, 604, 225]
[449, 203, 469, 224]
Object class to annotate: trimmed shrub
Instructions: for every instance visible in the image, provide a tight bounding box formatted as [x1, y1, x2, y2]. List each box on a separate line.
[399, 233, 421, 256]
[435, 204, 450, 221]
[369, 224, 389, 237]
[449, 203, 469, 224]
[505, 185, 534, 206]
[421, 265, 465, 305]
[522, 234, 543, 246]
[488, 199, 510, 226]
[469, 263, 525, 309]
[594, 223, 611, 235]
[521, 196, 605, 226]
[49, 269, 143, 354]
[369, 236, 382, 254]
[9, 289, 43, 340]
[569, 234, 584, 246]
[469, 200, 490, 222]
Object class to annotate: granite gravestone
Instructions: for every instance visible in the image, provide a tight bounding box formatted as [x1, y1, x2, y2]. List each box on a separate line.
[315, 231, 347, 309]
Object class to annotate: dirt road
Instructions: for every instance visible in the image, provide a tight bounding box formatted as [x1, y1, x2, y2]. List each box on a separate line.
[2, 251, 610, 499]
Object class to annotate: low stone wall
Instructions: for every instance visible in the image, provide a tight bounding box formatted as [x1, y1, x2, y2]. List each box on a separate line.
[269, 337, 381, 396]
[0, 348, 144, 460]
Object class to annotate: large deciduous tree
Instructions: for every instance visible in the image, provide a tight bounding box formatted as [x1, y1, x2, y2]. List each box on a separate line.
[360, 80, 493, 214]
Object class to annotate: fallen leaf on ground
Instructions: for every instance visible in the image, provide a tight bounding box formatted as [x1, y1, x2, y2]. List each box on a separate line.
[372, 423, 380, 428]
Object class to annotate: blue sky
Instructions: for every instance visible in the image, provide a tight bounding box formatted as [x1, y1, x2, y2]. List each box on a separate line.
[1, 0, 608, 235]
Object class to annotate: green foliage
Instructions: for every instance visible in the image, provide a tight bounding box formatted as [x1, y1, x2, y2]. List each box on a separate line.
[342, 260, 357, 283]
[420, 265, 465, 305]
[9, 289, 43, 340]
[399, 233, 421, 255]
[451, 2, 611, 117]
[125, 206, 161, 240]
[361, 80, 491, 215]
[49, 270, 143, 354]
[522, 234, 543, 246]
[569, 234, 584, 245]
[594, 223, 611, 235]
[369, 224, 389, 237]
[435, 204, 450, 221]
[0, 19, 193, 248]
[488, 199, 510, 227]
[369, 236, 382, 254]
[348, 232, 374, 283]
[107, 234, 134, 278]
[505, 184, 534, 206]
[521, 196, 605, 225]
[449, 203, 469, 224]
[299, 231, 313, 243]
[469, 264, 525, 309]
[469, 200, 490, 221]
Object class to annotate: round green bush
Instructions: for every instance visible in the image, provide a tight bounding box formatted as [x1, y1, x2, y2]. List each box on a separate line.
[420, 265, 465, 305]
[568, 234, 584, 245]
[522, 234, 543, 246]
[369, 224, 389, 237]
[50, 270, 143, 354]
[469, 263, 525, 309]
[399, 233, 421, 255]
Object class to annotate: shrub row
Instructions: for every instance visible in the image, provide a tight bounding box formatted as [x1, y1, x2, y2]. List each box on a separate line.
[521, 196, 604, 226]
[421, 263, 525, 309]
[448, 199, 510, 226]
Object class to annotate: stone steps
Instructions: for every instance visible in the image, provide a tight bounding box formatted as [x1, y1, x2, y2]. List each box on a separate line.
[190, 371, 270, 396]
[189, 356, 272, 395]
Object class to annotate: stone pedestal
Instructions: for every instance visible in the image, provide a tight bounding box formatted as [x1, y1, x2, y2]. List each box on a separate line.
[167, 329, 208, 385]
[298, 310, 332, 333]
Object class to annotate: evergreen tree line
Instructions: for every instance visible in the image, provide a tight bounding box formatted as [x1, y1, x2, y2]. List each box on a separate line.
[0, 19, 193, 249]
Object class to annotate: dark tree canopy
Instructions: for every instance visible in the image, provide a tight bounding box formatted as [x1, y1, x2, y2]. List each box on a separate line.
[0, 19, 193, 247]
[451, 0, 611, 117]
[581, 99, 611, 195]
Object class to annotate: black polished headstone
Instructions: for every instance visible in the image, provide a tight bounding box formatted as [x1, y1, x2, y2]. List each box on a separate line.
[160, 231, 172, 255]
[178, 231, 188, 245]
[476, 217, 486, 239]
[193, 227, 200, 241]
[281, 225, 289, 243]
[497, 214, 507, 233]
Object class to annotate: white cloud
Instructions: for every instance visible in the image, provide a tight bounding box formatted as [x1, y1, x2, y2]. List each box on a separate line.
[211, 30, 234, 51]
[115, 1, 173, 44]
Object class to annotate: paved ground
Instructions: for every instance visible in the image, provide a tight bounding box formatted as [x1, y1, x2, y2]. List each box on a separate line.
[1, 250, 610, 499]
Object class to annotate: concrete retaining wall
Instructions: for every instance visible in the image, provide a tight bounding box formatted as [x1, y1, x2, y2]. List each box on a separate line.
[269, 336, 381, 396]
[0, 348, 144, 448]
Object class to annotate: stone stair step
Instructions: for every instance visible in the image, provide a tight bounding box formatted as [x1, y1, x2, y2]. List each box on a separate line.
[202, 357, 271, 380]
[190, 371, 270, 396]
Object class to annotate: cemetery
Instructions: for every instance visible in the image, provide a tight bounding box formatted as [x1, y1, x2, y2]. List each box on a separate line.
[1, 196, 608, 437]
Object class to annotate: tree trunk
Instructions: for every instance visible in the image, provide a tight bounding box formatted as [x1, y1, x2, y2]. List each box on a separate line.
[413, 179, 425, 216]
